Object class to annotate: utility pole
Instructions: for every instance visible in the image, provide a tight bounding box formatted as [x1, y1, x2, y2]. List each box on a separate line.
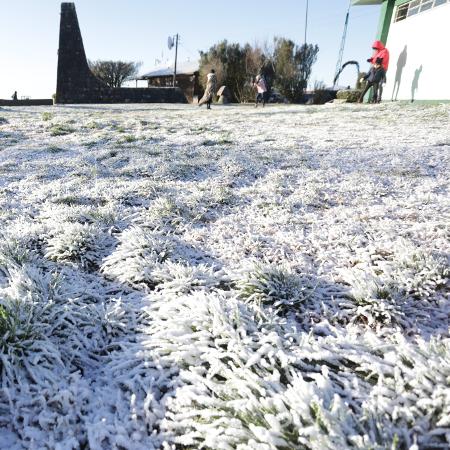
[333, 0, 352, 88]
[304, 0, 309, 45]
[173, 34, 179, 87]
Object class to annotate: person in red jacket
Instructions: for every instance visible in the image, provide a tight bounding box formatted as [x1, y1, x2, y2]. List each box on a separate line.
[368, 40, 389, 71]
[366, 40, 389, 102]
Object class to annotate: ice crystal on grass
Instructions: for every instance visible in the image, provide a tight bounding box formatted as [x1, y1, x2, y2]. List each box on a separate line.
[163, 368, 366, 450]
[0, 298, 39, 355]
[360, 336, 450, 450]
[46, 145, 66, 153]
[234, 263, 313, 315]
[152, 261, 222, 294]
[341, 239, 450, 330]
[0, 239, 31, 267]
[41, 112, 54, 122]
[83, 205, 119, 226]
[344, 270, 406, 328]
[142, 196, 184, 227]
[45, 223, 111, 269]
[392, 241, 449, 298]
[0, 264, 65, 380]
[0, 103, 449, 449]
[117, 134, 139, 144]
[101, 226, 173, 289]
[49, 123, 75, 136]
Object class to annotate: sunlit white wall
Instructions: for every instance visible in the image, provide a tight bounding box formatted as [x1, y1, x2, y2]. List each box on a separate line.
[384, 3, 450, 101]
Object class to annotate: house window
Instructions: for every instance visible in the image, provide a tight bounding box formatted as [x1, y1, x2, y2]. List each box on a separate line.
[395, 3, 409, 21]
[394, 0, 448, 22]
[407, 6, 419, 15]
[420, 0, 433, 11]
[407, 0, 421, 15]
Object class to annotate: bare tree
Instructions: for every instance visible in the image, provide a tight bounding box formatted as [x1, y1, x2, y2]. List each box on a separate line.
[88, 60, 142, 88]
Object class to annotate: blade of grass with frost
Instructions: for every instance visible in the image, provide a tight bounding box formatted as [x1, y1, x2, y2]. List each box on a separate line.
[101, 226, 173, 289]
[1, 103, 449, 449]
[45, 223, 112, 269]
[233, 263, 315, 315]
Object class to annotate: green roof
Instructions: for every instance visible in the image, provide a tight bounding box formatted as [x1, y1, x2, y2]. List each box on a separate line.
[352, 0, 383, 5]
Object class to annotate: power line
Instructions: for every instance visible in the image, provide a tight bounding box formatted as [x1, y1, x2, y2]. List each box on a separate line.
[333, 0, 352, 88]
[178, 42, 198, 59]
[304, 0, 309, 45]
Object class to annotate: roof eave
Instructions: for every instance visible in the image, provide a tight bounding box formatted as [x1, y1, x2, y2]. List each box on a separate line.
[139, 71, 198, 80]
[352, 0, 383, 5]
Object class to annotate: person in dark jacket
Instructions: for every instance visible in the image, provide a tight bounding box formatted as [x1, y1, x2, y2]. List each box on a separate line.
[358, 58, 386, 103]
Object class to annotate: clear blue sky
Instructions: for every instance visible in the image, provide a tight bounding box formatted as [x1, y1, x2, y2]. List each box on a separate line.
[0, 0, 381, 99]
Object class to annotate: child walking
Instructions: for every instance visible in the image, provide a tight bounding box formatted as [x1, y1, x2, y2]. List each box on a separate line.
[253, 75, 267, 107]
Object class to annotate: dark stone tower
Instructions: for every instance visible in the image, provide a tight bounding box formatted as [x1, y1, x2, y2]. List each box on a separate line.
[56, 3, 104, 102]
[55, 3, 186, 104]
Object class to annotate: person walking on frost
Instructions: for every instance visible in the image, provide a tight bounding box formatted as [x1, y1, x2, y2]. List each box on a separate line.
[198, 69, 217, 109]
[367, 40, 389, 102]
[358, 58, 386, 104]
[253, 74, 267, 107]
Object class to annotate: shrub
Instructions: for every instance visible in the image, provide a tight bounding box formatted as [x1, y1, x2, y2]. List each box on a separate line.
[336, 89, 362, 103]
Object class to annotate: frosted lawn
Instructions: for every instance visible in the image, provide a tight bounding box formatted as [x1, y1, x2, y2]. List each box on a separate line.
[0, 103, 449, 449]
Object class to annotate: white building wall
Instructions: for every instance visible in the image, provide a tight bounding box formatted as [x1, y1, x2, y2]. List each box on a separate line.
[384, 3, 450, 101]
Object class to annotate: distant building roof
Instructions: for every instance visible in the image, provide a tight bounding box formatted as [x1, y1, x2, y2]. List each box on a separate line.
[139, 60, 199, 79]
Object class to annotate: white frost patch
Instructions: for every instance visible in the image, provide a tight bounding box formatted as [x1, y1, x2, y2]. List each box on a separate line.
[0, 103, 449, 449]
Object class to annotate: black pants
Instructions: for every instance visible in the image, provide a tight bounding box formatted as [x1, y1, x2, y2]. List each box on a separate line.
[359, 82, 380, 103]
[255, 92, 266, 106]
[377, 84, 383, 103]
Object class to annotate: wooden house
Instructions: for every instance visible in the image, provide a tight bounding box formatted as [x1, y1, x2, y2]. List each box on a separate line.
[138, 61, 202, 103]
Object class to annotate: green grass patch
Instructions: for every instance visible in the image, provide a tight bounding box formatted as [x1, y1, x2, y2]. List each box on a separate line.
[46, 145, 66, 153]
[42, 112, 54, 121]
[52, 195, 107, 206]
[49, 124, 75, 136]
[85, 121, 101, 129]
[117, 135, 138, 144]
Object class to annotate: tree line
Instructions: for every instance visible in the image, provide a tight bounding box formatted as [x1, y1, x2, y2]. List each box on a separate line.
[199, 38, 319, 103]
[87, 37, 319, 104]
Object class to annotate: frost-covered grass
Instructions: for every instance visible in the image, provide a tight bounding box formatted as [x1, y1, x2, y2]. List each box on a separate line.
[0, 103, 449, 449]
